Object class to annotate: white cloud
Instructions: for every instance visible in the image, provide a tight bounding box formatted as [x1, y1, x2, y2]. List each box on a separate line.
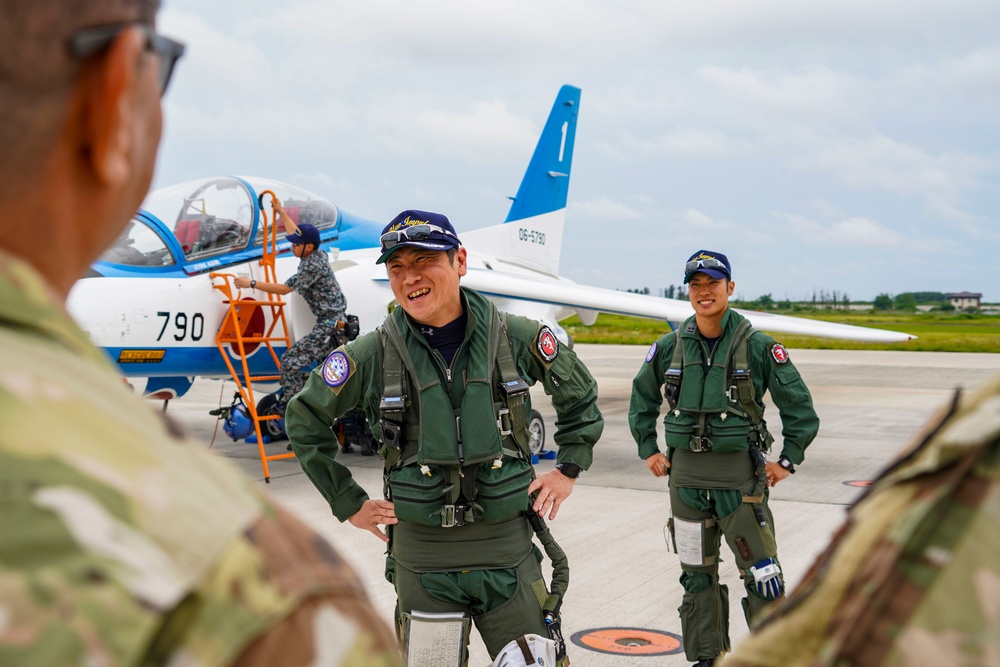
[789, 133, 989, 220]
[771, 211, 955, 253]
[569, 197, 644, 220]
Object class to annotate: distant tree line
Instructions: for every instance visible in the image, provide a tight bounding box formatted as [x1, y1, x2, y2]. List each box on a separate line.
[621, 287, 966, 313]
[873, 292, 955, 312]
[625, 285, 689, 299]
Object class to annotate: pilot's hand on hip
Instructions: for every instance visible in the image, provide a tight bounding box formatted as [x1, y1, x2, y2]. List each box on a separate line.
[645, 452, 670, 478]
[765, 461, 791, 487]
[529, 469, 576, 521]
[348, 499, 397, 543]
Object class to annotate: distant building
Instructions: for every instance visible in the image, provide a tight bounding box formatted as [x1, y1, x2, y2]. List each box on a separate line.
[947, 292, 982, 309]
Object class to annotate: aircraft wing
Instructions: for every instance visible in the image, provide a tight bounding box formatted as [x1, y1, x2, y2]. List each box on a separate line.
[459, 268, 914, 343]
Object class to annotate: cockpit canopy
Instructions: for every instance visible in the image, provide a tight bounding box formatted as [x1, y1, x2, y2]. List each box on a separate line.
[98, 176, 340, 269]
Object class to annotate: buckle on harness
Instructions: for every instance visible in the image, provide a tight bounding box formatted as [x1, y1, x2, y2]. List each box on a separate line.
[499, 378, 530, 397]
[690, 436, 713, 452]
[496, 408, 513, 437]
[728, 369, 751, 404]
[441, 503, 471, 528]
[663, 369, 682, 404]
[379, 395, 406, 449]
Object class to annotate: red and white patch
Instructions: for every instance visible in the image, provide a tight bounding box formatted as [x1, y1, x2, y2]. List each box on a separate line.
[771, 343, 789, 364]
[537, 327, 558, 362]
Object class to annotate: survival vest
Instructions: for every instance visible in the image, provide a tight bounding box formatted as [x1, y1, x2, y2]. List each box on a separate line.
[662, 317, 774, 454]
[375, 303, 535, 529]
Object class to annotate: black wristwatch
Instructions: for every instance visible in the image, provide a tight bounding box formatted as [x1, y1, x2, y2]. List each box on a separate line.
[250, 279, 257, 289]
[555, 462, 582, 479]
[778, 456, 796, 474]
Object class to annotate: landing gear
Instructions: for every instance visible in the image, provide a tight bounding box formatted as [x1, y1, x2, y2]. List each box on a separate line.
[255, 392, 287, 441]
[528, 409, 545, 456]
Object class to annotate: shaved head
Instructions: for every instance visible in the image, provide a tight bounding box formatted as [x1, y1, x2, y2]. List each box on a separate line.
[0, 0, 159, 197]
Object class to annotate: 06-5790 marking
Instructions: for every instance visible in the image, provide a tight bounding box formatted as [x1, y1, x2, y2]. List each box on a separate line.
[518, 228, 546, 245]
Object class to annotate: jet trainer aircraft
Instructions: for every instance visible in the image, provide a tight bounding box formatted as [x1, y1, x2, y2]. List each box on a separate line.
[68, 84, 912, 413]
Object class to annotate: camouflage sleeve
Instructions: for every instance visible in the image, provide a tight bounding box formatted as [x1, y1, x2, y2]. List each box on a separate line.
[750, 333, 819, 464]
[226, 502, 401, 667]
[725, 374, 1000, 667]
[629, 332, 674, 460]
[287, 252, 322, 292]
[504, 314, 603, 470]
[286, 335, 378, 521]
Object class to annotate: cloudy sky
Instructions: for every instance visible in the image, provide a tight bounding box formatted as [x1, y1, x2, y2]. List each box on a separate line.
[155, 0, 999, 303]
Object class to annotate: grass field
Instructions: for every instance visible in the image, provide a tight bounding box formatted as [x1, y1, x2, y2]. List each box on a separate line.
[560, 310, 1000, 353]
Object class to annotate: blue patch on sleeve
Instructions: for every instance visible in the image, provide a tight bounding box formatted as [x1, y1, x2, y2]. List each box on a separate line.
[645, 342, 658, 363]
[322, 350, 351, 387]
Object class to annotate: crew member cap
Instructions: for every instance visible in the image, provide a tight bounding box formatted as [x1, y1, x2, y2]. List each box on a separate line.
[684, 250, 732, 283]
[376, 210, 462, 264]
[286, 223, 321, 247]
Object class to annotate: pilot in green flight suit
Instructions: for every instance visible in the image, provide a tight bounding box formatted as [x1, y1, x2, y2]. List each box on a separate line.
[286, 210, 603, 665]
[628, 250, 819, 667]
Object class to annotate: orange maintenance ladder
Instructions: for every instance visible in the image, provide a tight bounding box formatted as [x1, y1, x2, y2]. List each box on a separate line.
[210, 191, 297, 482]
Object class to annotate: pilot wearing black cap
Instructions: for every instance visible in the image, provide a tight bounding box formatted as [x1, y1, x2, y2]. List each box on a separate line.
[629, 249, 819, 667]
[285, 209, 604, 666]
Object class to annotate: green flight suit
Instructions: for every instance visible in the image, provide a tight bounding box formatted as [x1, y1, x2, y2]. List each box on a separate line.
[629, 309, 819, 662]
[287, 286, 603, 663]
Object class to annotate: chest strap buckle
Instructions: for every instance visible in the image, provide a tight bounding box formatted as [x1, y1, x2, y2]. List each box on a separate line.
[496, 408, 513, 437]
[689, 436, 713, 453]
[440, 503, 472, 528]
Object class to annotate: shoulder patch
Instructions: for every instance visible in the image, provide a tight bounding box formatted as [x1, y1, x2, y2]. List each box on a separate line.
[322, 350, 353, 389]
[536, 327, 559, 363]
[770, 343, 789, 364]
[645, 341, 658, 363]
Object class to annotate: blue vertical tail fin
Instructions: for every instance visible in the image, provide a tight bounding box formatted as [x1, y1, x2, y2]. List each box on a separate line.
[504, 85, 580, 223]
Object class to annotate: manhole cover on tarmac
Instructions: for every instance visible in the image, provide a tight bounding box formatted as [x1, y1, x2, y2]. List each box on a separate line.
[571, 627, 683, 656]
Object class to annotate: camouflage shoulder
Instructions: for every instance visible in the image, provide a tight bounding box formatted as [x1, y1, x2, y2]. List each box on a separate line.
[217, 501, 401, 667]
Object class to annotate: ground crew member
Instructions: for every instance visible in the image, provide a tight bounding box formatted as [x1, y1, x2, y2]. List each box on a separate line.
[0, 2, 398, 664]
[629, 250, 819, 667]
[286, 210, 604, 665]
[234, 222, 347, 414]
[723, 375, 1000, 667]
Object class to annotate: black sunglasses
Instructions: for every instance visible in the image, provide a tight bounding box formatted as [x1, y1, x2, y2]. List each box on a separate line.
[69, 22, 185, 95]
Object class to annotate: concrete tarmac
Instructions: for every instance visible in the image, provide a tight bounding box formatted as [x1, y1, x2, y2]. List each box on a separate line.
[170, 345, 1000, 665]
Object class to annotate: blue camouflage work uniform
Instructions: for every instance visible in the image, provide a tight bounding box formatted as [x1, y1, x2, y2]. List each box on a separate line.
[280, 247, 347, 407]
[0, 249, 399, 667]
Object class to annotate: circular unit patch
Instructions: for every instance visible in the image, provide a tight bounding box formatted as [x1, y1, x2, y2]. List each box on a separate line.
[537, 327, 558, 362]
[571, 627, 683, 656]
[771, 343, 789, 364]
[322, 350, 350, 388]
[645, 342, 658, 363]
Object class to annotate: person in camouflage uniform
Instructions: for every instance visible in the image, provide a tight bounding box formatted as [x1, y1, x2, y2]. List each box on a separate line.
[0, 2, 399, 665]
[723, 373, 1000, 667]
[234, 222, 347, 413]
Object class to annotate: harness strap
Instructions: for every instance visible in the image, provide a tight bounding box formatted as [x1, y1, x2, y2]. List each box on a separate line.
[665, 318, 772, 452]
[497, 312, 532, 460]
